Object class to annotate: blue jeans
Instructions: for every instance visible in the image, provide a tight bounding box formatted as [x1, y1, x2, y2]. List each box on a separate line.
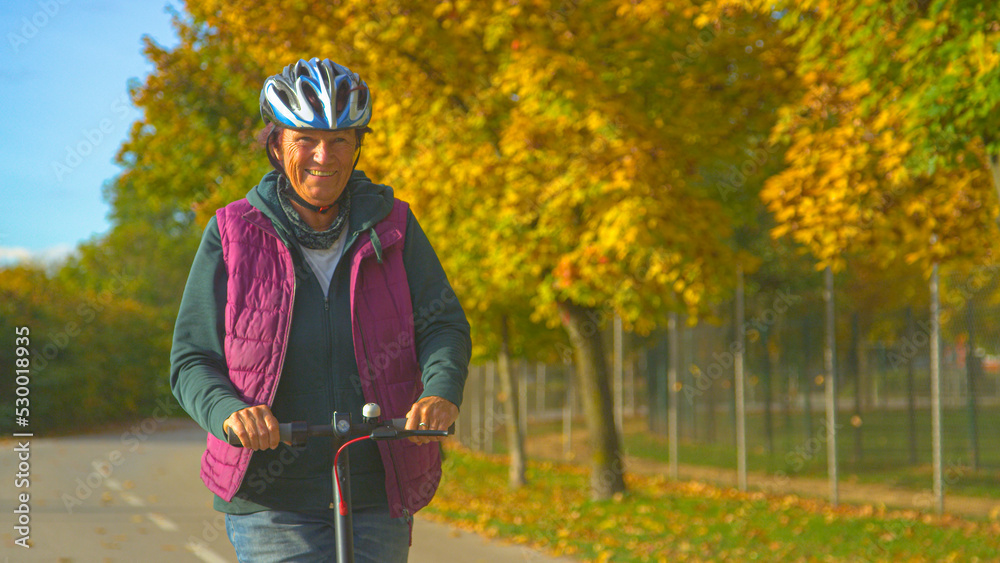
[225, 506, 409, 562]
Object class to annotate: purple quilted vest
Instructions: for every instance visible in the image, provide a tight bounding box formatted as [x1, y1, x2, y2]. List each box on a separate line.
[204, 197, 441, 518]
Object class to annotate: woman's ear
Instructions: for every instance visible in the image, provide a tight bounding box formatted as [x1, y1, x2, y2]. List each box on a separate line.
[264, 128, 286, 172]
[270, 130, 283, 163]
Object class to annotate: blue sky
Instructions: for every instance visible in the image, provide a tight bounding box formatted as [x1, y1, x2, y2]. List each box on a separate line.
[1, 1, 178, 265]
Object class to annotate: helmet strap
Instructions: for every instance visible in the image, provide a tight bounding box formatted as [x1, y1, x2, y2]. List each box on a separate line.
[285, 189, 338, 214]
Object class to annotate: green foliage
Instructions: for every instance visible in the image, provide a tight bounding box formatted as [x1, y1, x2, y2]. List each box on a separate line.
[0, 265, 173, 433]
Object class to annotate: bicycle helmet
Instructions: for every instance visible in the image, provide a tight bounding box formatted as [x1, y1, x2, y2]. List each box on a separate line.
[260, 58, 372, 130]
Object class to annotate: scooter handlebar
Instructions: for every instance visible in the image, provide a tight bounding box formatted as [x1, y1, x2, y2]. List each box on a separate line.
[226, 418, 453, 447]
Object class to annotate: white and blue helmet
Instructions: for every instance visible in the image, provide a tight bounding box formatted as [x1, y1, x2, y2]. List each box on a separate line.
[260, 58, 372, 130]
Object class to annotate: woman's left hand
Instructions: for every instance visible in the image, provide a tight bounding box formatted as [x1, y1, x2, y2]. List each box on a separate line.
[404, 396, 459, 445]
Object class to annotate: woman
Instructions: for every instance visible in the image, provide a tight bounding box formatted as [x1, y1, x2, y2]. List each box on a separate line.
[170, 58, 471, 562]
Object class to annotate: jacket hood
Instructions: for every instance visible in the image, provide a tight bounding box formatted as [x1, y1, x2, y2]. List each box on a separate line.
[246, 169, 395, 245]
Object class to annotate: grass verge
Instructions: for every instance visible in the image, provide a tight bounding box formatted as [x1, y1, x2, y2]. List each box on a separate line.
[424, 447, 1000, 562]
[514, 416, 1000, 500]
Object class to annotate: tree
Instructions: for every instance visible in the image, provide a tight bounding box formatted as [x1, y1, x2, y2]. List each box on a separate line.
[707, 0, 1000, 476]
[711, 0, 1000, 273]
[0, 264, 168, 432]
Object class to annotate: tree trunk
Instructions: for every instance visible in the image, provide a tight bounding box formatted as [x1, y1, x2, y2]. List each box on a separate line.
[497, 315, 527, 488]
[988, 153, 1000, 206]
[559, 301, 626, 500]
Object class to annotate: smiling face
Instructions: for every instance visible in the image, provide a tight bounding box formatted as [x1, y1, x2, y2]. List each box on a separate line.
[274, 128, 359, 208]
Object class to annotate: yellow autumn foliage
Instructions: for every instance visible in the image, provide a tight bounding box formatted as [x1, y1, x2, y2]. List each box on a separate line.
[181, 0, 791, 339]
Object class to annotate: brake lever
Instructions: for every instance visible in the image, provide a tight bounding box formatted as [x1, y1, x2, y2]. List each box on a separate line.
[369, 420, 455, 441]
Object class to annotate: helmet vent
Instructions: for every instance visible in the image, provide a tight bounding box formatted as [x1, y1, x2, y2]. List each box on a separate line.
[336, 86, 349, 114]
[355, 87, 368, 111]
[301, 82, 323, 116]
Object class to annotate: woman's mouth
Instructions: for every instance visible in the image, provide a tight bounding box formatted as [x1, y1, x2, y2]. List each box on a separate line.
[307, 170, 334, 177]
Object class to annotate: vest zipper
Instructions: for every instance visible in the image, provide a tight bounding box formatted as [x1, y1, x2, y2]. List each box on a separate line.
[266, 238, 297, 410]
[355, 296, 410, 520]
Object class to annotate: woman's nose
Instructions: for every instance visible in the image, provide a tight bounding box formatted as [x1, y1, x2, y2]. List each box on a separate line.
[313, 142, 331, 163]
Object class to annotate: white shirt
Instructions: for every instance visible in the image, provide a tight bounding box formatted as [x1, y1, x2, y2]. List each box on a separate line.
[300, 230, 348, 297]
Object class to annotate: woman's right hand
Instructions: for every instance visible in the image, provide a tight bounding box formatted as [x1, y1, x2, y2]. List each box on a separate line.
[223, 404, 281, 450]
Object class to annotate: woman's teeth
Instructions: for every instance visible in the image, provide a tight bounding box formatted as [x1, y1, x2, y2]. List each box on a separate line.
[308, 170, 334, 177]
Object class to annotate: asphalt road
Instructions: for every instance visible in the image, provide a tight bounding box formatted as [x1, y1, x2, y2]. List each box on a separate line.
[1, 419, 575, 562]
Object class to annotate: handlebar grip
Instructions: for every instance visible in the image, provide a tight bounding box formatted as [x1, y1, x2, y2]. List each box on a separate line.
[226, 422, 305, 447]
[390, 418, 456, 434]
[226, 428, 243, 447]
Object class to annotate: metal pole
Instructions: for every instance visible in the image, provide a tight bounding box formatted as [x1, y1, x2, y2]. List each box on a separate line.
[485, 362, 495, 454]
[930, 262, 944, 514]
[824, 266, 839, 506]
[627, 348, 636, 418]
[519, 360, 528, 439]
[536, 362, 546, 416]
[668, 312, 679, 480]
[614, 314, 624, 434]
[735, 265, 747, 492]
[332, 413, 354, 563]
[470, 365, 481, 451]
[563, 362, 574, 460]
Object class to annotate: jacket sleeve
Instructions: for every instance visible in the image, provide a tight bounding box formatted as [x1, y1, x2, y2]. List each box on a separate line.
[169, 217, 250, 440]
[402, 209, 472, 408]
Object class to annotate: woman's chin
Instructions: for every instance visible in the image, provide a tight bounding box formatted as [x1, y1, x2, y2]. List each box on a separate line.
[298, 186, 344, 207]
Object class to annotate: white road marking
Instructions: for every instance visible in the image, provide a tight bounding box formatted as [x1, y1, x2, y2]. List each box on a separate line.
[103, 478, 123, 491]
[187, 541, 231, 563]
[121, 492, 146, 507]
[147, 512, 179, 532]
